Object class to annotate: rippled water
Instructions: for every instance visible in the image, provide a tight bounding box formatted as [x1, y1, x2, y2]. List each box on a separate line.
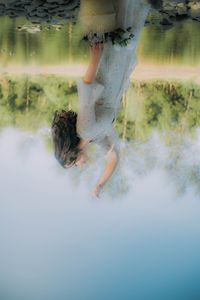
[0, 128, 200, 300]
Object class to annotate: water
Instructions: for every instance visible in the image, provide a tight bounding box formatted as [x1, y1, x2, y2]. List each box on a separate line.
[0, 17, 200, 66]
[139, 20, 200, 65]
[0, 128, 200, 300]
[0, 14, 200, 300]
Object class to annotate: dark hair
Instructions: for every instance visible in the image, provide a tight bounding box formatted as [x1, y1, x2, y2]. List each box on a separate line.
[51, 110, 81, 168]
[147, 0, 162, 9]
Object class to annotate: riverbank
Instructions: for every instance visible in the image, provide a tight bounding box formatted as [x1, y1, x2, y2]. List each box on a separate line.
[0, 64, 199, 84]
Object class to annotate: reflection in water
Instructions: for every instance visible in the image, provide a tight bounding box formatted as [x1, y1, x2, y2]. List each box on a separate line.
[0, 128, 200, 300]
[0, 75, 200, 140]
[0, 17, 200, 66]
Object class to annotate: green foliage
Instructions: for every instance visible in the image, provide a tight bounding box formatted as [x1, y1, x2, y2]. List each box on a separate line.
[0, 84, 3, 99]
[116, 80, 200, 141]
[0, 75, 78, 130]
[0, 75, 200, 141]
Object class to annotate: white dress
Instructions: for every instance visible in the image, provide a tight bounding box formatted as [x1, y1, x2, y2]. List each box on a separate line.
[77, 0, 151, 155]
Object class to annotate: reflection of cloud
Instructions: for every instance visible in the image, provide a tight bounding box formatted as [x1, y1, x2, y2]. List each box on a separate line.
[0, 128, 200, 300]
[121, 130, 200, 196]
[165, 129, 200, 196]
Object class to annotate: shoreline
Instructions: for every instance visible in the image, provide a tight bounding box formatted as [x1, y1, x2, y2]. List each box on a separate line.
[0, 64, 200, 84]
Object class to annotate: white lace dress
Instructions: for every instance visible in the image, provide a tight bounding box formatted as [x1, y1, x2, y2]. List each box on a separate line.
[77, 0, 151, 155]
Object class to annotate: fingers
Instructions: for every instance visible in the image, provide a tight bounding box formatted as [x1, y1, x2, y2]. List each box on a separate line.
[91, 186, 101, 199]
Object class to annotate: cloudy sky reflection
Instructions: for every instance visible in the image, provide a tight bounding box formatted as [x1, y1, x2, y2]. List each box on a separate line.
[0, 128, 200, 300]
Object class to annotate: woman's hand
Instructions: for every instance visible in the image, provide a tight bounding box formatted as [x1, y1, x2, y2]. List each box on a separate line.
[90, 148, 118, 199]
[91, 184, 102, 199]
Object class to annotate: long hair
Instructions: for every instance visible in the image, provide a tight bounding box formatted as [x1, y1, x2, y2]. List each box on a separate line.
[51, 110, 81, 168]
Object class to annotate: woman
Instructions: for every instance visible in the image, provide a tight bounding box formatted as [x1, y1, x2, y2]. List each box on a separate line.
[52, 0, 153, 198]
[52, 45, 118, 198]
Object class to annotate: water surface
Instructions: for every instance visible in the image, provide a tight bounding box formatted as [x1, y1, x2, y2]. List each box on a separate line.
[0, 128, 200, 300]
[0, 17, 200, 66]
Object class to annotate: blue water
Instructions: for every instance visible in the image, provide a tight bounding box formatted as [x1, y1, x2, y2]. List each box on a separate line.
[0, 128, 200, 300]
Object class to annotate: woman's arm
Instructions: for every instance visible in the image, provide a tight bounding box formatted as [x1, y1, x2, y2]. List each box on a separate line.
[84, 44, 104, 84]
[91, 148, 118, 198]
[76, 43, 105, 140]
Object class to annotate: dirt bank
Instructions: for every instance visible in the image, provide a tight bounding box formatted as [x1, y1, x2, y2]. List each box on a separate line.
[0, 63, 199, 84]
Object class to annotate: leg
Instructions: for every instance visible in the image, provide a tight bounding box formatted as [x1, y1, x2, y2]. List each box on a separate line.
[83, 43, 104, 84]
